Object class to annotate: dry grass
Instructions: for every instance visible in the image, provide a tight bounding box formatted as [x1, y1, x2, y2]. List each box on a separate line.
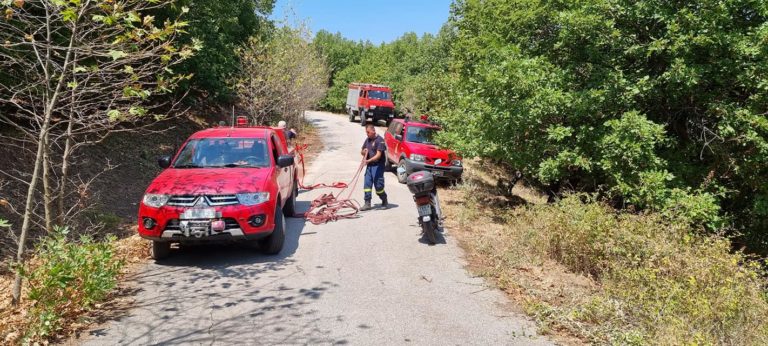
[441, 160, 768, 345]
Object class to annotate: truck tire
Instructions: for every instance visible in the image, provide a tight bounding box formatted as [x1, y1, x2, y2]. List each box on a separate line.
[283, 180, 298, 217]
[385, 157, 393, 172]
[360, 109, 367, 126]
[348, 108, 355, 122]
[260, 208, 285, 255]
[151, 241, 170, 260]
[397, 159, 408, 184]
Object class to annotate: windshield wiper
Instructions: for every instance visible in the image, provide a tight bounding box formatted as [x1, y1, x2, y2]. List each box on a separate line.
[216, 163, 264, 168]
[174, 164, 201, 168]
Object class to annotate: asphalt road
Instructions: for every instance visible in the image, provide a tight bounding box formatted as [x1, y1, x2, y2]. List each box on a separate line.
[80, 111, 550, 345]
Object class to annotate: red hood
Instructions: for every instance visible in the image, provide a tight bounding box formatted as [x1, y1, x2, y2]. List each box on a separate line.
[406, 142, 458, 161]
[145, 168, 270, 195]
[368, 99, 395, 108]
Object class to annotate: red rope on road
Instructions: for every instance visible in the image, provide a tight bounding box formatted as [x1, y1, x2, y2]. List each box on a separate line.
[295, 144, 349, 190]
[293, 143, 366, 224]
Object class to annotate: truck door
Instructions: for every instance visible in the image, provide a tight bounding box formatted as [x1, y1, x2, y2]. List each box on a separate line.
[271, 135, 291, 203]
[392, 122, 404, 160]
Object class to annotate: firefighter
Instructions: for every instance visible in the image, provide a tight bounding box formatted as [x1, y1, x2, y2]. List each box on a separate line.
[360, 124, 388, 211]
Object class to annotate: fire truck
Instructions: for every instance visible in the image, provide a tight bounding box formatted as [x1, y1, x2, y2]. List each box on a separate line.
[345, 83, 396, 126]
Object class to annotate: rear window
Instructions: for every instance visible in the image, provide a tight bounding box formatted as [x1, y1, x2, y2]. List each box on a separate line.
[173, 138, 270, 168]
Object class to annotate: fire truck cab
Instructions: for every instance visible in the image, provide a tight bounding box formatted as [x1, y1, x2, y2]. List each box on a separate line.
[346, 83, 396, 127]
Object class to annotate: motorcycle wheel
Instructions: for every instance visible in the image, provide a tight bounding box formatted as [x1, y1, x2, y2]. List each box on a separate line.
[421, 215, 438, 244]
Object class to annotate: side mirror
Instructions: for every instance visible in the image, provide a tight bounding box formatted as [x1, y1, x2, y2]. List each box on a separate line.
[395, 134, 403, 141]
[277, 155, 294, 168]
[157, 155, 172, 169]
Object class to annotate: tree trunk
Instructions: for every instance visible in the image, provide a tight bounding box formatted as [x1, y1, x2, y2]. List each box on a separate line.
[57, 124, 73, 225]
[12, 126, 48, 305]
[13, 5, 79, 304]
[42, 132, 53, 232]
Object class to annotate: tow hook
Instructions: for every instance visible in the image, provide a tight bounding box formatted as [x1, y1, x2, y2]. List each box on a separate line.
[180, 220, 210, 238]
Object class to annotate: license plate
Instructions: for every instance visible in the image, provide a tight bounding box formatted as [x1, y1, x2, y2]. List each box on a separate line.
[432, 170, 444, 177]
[180, 208, 216, 220]
[417, 204, 432, 216]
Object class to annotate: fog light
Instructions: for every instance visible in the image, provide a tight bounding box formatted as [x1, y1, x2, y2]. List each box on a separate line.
[248, 214, 266, 227]
[142, 217, 156, 230]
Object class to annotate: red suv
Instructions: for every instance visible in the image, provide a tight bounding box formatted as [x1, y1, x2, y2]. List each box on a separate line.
[384, 118, 463, 183]
[138, 125, 298, 260]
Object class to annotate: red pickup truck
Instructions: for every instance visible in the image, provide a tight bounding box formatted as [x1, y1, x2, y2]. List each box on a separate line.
[137, 124, 298, 260]
[384, 117, 463, 184]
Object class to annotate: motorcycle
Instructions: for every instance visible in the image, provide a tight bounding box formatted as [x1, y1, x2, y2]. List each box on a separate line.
[406, 170, 442, 244]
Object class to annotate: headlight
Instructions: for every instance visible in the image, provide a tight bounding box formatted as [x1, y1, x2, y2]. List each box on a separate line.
[142, 194, 169, 208]
[370, 105, 377, 109]
[452, 160, 462, 167]
[237, 192, 270, 206]
[410, 153, 425, 162]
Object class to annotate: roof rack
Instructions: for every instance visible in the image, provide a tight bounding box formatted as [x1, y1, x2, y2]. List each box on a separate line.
[348, 82, 390, 89]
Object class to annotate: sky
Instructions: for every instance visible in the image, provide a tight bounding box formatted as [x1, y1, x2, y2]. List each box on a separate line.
[270, 0, 453, 44]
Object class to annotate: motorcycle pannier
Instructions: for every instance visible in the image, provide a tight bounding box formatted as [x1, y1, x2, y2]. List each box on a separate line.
[406, 171, 435, 195]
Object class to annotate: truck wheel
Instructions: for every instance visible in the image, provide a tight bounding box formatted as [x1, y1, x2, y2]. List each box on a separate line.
[348, 108, 355, 122]
[283, 180, 298, 217]
[397, 159, 408, 184]
[385, 157, 393, 172]
[150, 241, 170, 260]
[259, 208, 285, 255]
[360, 117, 367, 126]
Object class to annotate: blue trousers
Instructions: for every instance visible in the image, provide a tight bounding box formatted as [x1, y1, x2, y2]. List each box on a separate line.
[364, 164, 387, 202]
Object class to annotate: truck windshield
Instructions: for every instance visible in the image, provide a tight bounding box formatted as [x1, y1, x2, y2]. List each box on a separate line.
[173, 138, 270, 168]
[368, 90, 390, 100]
[405, 127, 436, 145]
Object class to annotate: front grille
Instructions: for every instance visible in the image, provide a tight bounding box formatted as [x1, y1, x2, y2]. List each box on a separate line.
[167, 195, 198, 207]
[167, 195, 239, 207]
[206, 195, 239, 206]
[163, 218, 241, 231]
[371, 107, 393, 115]
[424, 164, 451, 171]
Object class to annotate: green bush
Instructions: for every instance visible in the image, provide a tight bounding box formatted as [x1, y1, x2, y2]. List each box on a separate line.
[22, 227, 123, 341]
[491, 196, 768, 344]
[435, 0, 768, 246]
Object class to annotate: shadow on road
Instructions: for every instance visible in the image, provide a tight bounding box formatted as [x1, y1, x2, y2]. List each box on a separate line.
[418, 231, 447, 246]
[81, 204, 351, 345]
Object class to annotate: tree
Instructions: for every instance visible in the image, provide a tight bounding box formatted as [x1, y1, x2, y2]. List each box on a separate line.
[311, 30, 370, 111]
[151, 0, 275, 99]
[233, 25, 328, 127]
[437, 0, 767, 238]
[0, 0, 198, 305]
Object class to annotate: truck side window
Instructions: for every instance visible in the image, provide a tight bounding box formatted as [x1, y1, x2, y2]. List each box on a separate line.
[387, 121, 396, 134]
[271, 136, 280, 163]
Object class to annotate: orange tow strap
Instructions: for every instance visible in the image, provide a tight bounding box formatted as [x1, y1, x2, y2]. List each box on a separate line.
[294, 144, 366, 224]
